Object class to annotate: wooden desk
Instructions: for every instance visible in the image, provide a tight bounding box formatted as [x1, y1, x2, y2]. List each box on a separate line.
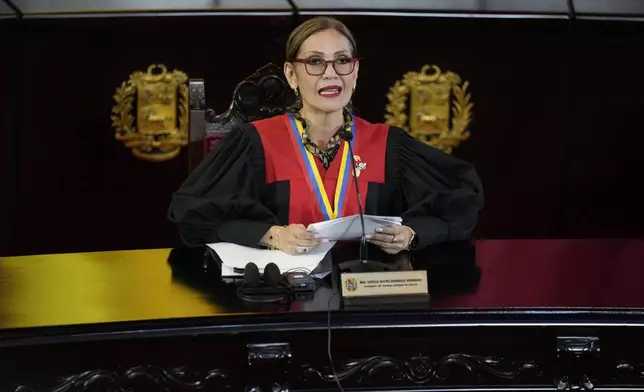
[1, 240, 643, 391]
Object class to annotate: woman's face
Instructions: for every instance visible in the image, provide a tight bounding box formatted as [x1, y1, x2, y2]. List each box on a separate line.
[285, 28, 359, 114]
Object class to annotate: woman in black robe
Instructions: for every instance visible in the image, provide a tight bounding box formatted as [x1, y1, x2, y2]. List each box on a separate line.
[168, 17, 483, 256]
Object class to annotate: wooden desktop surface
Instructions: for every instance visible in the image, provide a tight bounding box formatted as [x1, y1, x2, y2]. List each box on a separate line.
[1, 239, 644, 392]
[0, 239, 643, 332]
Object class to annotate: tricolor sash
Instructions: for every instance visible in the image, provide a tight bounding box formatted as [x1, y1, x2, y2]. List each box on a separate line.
[286, 114, 355, 221]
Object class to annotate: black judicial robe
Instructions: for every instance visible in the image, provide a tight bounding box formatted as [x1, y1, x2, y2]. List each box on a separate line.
[168, 114, 484, 251]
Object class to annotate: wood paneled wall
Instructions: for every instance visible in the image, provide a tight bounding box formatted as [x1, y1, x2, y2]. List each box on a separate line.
[566, 20, 644, 237]
[1, 14, 643, 256]
[0, 18, 18, 253]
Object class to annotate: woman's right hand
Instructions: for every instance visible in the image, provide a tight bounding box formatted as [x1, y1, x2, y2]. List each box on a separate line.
[268, 224, 326, 255]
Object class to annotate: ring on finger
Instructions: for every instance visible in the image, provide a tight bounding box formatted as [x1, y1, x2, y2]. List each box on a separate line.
[296, 246, 310, 253]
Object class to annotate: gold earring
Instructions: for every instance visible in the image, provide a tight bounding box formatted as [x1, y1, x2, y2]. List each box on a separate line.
[293, 88, 299, 97]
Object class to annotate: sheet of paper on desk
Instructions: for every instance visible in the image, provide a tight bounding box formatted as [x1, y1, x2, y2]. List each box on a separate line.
[307, 214, 402, 241]
[207, 241, 336, 276]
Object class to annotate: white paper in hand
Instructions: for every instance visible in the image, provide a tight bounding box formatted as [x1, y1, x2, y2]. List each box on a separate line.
[307, 214, 402, 241]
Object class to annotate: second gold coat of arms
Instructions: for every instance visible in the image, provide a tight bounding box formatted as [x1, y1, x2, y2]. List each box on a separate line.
[385, 65, 473, 154]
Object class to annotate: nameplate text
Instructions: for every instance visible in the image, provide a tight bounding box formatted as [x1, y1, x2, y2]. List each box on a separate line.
[341, 270, 428, 298]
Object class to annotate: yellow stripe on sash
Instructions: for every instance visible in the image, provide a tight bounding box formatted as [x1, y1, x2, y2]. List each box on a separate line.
[293, 118, 350, 220]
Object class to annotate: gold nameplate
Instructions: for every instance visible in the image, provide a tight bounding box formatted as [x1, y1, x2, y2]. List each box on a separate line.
[341, 271, 428, 298]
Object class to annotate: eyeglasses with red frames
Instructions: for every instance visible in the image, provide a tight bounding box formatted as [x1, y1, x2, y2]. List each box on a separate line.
[292, 57, 358, 76]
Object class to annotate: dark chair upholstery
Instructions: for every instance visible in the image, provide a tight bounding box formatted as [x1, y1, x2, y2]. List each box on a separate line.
[187, 63, 296, 170]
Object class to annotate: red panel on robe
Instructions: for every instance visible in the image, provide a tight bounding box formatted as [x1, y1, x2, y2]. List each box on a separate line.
[254, 114, 389, 227]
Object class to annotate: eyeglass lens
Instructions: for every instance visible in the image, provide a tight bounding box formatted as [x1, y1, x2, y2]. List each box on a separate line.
[306, 59, 355, 76]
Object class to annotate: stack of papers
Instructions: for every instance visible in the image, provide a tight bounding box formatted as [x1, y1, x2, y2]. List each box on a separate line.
[307, 214, 402, 241]
[206, 215, 401, 278]
[207, 241, 336, 277]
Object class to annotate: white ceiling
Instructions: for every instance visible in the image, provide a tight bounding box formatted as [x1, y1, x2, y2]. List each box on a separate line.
[293, 0, 569, 13]
[3, 0, 644, 16]
[0, 1, 14, 15]
[9, 0, 289, 13]
[574, 0, 644, 14]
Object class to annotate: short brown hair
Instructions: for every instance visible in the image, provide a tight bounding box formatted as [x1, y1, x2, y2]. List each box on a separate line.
[285, 17, 358, 62]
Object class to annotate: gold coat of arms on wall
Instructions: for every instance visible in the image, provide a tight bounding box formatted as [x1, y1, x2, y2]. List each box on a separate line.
[111, 64, 189, 162]
[385, 65, 473, 154]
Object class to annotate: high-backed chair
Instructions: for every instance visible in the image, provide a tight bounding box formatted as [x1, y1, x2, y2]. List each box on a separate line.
[188, 63, 295, 170]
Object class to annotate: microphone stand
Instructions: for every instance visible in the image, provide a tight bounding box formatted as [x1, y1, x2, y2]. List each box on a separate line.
[338, 131, 388, 273]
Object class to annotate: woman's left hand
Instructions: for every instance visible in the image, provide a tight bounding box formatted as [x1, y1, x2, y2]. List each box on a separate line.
[366, 225, 415, 254]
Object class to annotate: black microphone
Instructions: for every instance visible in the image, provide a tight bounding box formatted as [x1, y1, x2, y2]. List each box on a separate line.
[339, 130, 367, 264]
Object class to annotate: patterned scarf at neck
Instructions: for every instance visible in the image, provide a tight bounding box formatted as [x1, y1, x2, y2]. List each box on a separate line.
[293, 110, 353, 169]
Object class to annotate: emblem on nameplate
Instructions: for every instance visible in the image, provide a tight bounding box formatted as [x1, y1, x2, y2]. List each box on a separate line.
[353, 155, 367, 177]
[345, 277, 358, 292]
[111, 64, 189, 162]
[385, 65, 473, 154]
